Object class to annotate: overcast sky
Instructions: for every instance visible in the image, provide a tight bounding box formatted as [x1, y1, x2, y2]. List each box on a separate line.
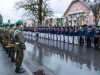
[0, 0, 94, 23]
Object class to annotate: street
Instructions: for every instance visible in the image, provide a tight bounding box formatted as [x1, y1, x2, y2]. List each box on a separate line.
[24, 35, 100, 75]
[0, 35, 100, 75]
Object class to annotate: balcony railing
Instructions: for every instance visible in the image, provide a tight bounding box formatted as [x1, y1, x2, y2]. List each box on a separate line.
[68, 17, 77, 21]
[74, 17, 77, 20]
[68, 10, 85, 15]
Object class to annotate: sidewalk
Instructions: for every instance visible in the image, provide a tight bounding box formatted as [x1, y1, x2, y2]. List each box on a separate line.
[0, 44, 28, 75]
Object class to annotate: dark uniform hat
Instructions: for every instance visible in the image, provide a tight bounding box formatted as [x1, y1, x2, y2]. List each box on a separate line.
[3, 23, 6, 27]
[16, 20, 23, 26]
[6, 23, 10, 26]
[10, 23, 15, 27]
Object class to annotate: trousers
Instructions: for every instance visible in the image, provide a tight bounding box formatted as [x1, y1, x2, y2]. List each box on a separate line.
[94, 38, 99, 49]
[15, 51, 24, 68]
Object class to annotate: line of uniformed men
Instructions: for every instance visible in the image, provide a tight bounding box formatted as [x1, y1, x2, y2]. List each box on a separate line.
[0, 20, 26, 73]
[24, 25, 100, 50]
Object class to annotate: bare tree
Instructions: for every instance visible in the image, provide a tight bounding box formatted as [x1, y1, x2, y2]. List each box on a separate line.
[14, 0, 53, 26]
[90, 3, 100, 25]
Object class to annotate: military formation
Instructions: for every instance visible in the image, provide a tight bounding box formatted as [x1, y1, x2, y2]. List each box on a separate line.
[24, 25, 100, 50]
[0, 20, 26, 73]
[1, 23, 99, 73]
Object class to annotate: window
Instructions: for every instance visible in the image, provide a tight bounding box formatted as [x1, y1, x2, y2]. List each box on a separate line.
[81, 7, 84, 10]
[70, 10, 72, 12]
[73, 2, 80, 6]
[86, 21, 88, 24]
[86, 13, 89, 16]
[76, 9, 78, 11]
[78, 2, 80, 5]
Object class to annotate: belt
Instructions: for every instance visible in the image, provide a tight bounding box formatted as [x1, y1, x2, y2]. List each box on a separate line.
[15, 42, 20, 44]
[94, 35, 99, 37]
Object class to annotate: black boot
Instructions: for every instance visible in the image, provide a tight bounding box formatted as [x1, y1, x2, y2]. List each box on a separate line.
[11, 57, 16, 62]
[8, 54, 11, 57]
[6, 51, 8, 54]
[15, 67, 25, 73]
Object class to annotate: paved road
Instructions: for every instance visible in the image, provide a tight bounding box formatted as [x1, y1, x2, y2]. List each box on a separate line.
[0, 35, 100, 75]
[25, 35, 100, 75]
[0, 44, 29, 75]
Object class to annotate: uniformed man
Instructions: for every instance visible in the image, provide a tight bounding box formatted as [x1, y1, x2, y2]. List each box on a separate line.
[79, 26, 85, 46]
[57, 27, 61, 41]
[14, 20, 26, 73]
[9, 23, 16, 62]
[73, 27, 79, 45]
[48, 27, 51, 39]
[0, 24, 2, 43]
[53, 27, 57, 41]
[51, 27, 54, 40]
[46, 27, 49, 39]
[32, 27, 35, 37]
[94, 26, 100, 49]
[85, 26, 93, 47]
[1, 23, 5, 47]
[69, 27, 74, 44]
[64, 27, 69, 43]
[60, 27, 65, 42]
[1, 23, 5, 45]
[4, 23, 10, 53]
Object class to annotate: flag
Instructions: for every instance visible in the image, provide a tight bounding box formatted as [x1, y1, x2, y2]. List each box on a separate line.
[61, 18, 65, 27]
[72, 14, 74, 26]
[80, 14, 83, 26]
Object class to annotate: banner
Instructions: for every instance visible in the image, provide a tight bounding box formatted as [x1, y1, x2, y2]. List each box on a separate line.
[80, 14, 83, 26]
[61, 18, 65, 27]
[66, 17, 68, 25]
[72, 14, 74, 26]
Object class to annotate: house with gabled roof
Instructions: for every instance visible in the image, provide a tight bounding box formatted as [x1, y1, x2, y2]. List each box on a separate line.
[63, 0, 100, 26]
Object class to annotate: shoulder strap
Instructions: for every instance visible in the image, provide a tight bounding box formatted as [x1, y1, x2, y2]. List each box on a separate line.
[14, 29, 21, 38]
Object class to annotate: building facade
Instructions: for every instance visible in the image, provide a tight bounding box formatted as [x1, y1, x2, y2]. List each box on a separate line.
[26, 19, 35, 27]
[63, 0, 100, 26]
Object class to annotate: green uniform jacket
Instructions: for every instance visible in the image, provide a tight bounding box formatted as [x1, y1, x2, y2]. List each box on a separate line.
[14, 29, 26, 51]
[5, 28, 10, 42]
[9, 29, 15, 44]
[1, 28, 5, 40]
